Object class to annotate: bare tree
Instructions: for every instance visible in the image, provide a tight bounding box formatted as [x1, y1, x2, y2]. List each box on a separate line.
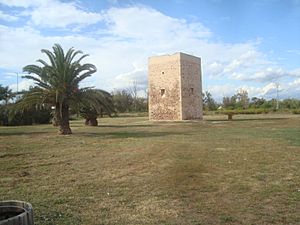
[236, 89, 249, 109]
[128, 80, 139, 112]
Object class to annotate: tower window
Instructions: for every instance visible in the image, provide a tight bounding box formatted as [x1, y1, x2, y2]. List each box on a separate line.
[160, 89, 166, 97]
[161, 71, 165, 74]
[190, 88, 194, 94]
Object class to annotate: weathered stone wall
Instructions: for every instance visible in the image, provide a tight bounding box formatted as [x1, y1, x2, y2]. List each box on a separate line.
[148, 52, 202, 120]
[180, 53, 203, 120]
[148, 54, 182, 120]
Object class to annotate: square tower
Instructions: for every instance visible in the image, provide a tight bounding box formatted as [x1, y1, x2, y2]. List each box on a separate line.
[148, 52, 203, 120]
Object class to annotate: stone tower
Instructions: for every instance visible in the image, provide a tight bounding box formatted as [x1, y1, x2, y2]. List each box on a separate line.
[148, 52, 203, 120]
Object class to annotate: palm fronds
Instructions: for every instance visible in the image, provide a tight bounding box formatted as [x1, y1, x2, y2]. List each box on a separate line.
[18, 44, 113, 134]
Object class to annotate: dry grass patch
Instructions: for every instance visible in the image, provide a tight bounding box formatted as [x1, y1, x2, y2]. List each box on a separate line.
[0, 114, 300, 224]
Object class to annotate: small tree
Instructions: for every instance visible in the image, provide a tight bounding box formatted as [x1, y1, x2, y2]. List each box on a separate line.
[0, 85, 13, 105]
[236, 89, 249, 109]
[78, 89, 115, 126]
[112, 89, 133, 113]
[222, 95, 237, 109]
[0, 85, 14, 125]
[250, 97, 266, 108]
[281, 98, 300, 109]
[129, 81, 138, 112]
[203, 91, 217, 111]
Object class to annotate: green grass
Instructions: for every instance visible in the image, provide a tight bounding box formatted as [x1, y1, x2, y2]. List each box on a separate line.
[0, 114, 300, 225]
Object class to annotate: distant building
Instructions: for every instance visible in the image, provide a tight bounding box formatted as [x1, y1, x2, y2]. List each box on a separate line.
[148, 52, 203, 120]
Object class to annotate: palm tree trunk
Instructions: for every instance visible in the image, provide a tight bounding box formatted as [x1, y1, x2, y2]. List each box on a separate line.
[55, 104, 72, 135]
[52, 117, 59, 126]
[85, 117, 98, 126]
[88, 118, 98, 126]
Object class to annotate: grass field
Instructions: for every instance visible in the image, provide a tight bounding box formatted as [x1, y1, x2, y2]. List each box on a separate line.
[0, 114, 300, 225]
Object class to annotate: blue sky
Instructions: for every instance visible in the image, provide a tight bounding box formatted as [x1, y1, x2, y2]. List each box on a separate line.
[0, 0, 299, 101]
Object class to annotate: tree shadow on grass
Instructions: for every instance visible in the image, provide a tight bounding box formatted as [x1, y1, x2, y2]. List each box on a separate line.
[97, 124, 156, 128]
[207, 117, 288, 122]
[75, 130, 182, 139]
[0, 131, 51, 136]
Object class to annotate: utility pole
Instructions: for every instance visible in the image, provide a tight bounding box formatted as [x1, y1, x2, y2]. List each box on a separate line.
[275, 83, 279, 110]
[16, 72, 19, 94]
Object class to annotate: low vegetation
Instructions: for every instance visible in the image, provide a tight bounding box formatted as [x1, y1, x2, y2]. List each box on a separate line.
[203, 89, 300, 112]
[1, 114, 299, 224]
[292, 109, 300, 114]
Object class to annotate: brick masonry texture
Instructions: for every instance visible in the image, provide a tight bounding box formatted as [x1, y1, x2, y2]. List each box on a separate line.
[148, 52, 203, 120]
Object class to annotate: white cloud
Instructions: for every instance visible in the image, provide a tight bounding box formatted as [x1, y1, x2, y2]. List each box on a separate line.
[279, 78, 300, 99]
[29, 1, 102, 28]
[259, 82, 277, 96]
[0, 11, 18, 21]
[240, 67, 300, 83]
[207, 84, 237, 100]
[0, 24, 107, 69]
[102, 6, 211, 40]
[0, 0, 102, 28]
[112, 66, 147, 91]
[252, 68, 287, 82]
[287, 49, 300, 55]
[9, 79, 34, 92]
[1, 4, 299, 100]
[290, 77, 300, 86]
[223, 50, 267, 74]
[291, 68, 300, 75]
[205, 48, 274, 81]
[0, 25, 44, 69]
[206, 83, 268, 102]
[0, 0, 44, 8]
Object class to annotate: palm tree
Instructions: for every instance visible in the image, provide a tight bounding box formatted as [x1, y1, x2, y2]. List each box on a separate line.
[79, 89, 115, 126]
[19, 44, 111, 134]
[0, 85, 13, 105]
[0, 85, 14, 125]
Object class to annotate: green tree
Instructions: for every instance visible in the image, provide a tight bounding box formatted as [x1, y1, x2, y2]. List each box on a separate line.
[79, 89, 115, 126]
[0, 85, 13, 125]
[236, 89, 249, 109]
[222, 95, 237, 109]
[0, 85, 52, 126]
[18, 44, 108, 134]
[112, 89, 148, 113]
[0, 85, 13, 105]
[281, 98, 300, 109]
[203, 91, 217, 111]
[112, 90, 134, 113]
[250, 97, 266, 108]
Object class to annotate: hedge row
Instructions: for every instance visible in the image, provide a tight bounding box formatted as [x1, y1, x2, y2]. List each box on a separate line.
[216, 109, 270, 115]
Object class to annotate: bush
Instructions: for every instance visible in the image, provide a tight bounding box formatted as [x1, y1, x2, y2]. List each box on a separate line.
[292, 109, 300, 114]
[216, 109, 270, 115]
[0, 104, 51, 126]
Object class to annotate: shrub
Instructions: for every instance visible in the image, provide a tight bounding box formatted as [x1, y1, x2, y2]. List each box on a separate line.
[292, 109, 300, 114]
[216, 109, 270, 115]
